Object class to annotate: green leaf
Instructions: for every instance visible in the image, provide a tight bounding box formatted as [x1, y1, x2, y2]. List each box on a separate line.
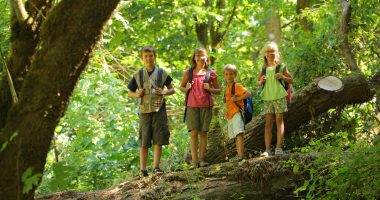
[22, 167, 42, 194]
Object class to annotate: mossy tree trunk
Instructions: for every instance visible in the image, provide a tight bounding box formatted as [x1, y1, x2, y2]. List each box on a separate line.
[0, 0, 119, 199]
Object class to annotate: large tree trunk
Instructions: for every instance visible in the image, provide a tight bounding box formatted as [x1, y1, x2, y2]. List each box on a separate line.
[0, 0, 50, 128]
[206, 73, 373, 164]
[0, 0, 119, 199]
[265, 10, 281, 44]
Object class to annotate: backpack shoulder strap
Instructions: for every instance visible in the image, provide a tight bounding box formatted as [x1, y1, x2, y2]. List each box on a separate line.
[188, 67, 194, 83]
[204, 68, 211, 83]
[261, 67, 266, 76]
[261, 67, 266, 89]
[157, 67, 163, 87]
[275, 64, 286, 88]
[275, 64, 281, 74]
[138, 69, 144, 89]
[231, 82, 236, 96]
[232, 82, 243, 111]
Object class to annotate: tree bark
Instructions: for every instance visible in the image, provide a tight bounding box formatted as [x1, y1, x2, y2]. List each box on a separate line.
[296, 0, 312, 31]
[206, 73, 372, 164]
[36, 154, 315, 200]
[340, 0, 360, 73]
[0, 0, 50, 128]
[265, 10, 281, 44]
[0, 0, 119, 199]
[194, 0, 237, 64]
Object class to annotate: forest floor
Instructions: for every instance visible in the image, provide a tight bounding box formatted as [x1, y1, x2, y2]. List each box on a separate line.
[36, 154, 312, 200]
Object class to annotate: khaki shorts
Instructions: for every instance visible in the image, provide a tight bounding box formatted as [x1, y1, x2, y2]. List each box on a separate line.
[263, 98, 288, 114]
[139, 110, 170, 148]
[186, 107, 212, 132]
[227, 112, 245, 139]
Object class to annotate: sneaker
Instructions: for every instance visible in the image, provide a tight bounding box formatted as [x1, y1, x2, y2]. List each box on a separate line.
[275, 148, 284, 155]
[153, 167, 164, 175]
[229, 156, 243, 162]
[133, 169, 149, 180]
[260, 151, 271, 157]
[199, 160, 209, 167]
[189, 161, 199, 170]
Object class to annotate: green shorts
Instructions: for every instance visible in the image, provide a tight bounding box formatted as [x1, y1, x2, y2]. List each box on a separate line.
[263, 98, 288, 114]
[139, 110, 170, 148]
[186, 107, 212, 132]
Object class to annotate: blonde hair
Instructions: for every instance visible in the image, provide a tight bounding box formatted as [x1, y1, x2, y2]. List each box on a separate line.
[262, 42, 281, 67]
[223, 64, 238, 75]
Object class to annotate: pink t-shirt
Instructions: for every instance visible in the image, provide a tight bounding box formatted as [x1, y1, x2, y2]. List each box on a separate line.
[184, 68, 218, 107]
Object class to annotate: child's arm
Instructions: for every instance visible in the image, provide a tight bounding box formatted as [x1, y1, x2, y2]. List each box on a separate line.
[257, 73, 266, 86]
[204, 78, 221, 95]
[180, 71, 191, 93]
[282, 67, 294, 84]
[128, 89, 144, 99]
[156, 83, 175, 96]
[232, 90, 251, 102]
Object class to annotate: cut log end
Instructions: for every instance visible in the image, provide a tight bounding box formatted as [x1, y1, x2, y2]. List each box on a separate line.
[317, 76, 343, 92]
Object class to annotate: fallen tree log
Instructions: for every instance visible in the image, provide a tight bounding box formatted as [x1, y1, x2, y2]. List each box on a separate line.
[206, 73, 373, 164]
[36, 154, 314, 200]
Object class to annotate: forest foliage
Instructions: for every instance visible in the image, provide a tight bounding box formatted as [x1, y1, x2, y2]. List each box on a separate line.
[0, 0, 379, 198]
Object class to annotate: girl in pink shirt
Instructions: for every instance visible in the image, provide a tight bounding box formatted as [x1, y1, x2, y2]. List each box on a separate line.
[180, 47, 220, 168]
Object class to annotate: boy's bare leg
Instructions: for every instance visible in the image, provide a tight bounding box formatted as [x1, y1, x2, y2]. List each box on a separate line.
[140, 146, 149, 170]
[264, 114, 274, 152]
[199, 131, 208, 161]
[190, 131, 199, 162]
[236, 133, 244, 158]
[275, 113, 284, 148]
[153, 144, 162, 168]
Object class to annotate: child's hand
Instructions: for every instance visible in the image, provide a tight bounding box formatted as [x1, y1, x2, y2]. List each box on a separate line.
[155, 88, 165, 96]
[275, 73, 284, 80]
[231, 96, 240, 102]
[185, 82, 192, 91]
[203, 83, 210, 91]
[259, 75, 267, 84]
[137, 89, 145, 97]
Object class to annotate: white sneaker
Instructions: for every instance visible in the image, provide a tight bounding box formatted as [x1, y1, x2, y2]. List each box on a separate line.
[275, 148, 284, 155]
[260, 151, 270, 157]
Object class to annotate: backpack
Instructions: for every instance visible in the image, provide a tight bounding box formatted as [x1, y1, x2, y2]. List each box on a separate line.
[183, 68, 211, 122]
[230, 82, 253, 126]
[261, 64, 292, 105]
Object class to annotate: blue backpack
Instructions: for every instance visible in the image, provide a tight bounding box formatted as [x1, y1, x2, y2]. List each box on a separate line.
[230, 82, 253, 126]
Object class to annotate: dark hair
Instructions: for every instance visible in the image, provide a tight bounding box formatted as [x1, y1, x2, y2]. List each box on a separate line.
[190, 47, 210, 68]
[140, 46, 156, 57]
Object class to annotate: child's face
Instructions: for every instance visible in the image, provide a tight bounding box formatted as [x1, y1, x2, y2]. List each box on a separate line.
[265, 49, 278, 62]
[194, 51, 208, 66]
[223, 69, 236, 83]
[141, 51, 155, 67]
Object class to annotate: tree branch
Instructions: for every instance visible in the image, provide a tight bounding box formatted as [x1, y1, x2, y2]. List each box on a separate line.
[11, 0, 28, 23]
[219, 4, 237, 47]
[340, 0, 361, 73]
